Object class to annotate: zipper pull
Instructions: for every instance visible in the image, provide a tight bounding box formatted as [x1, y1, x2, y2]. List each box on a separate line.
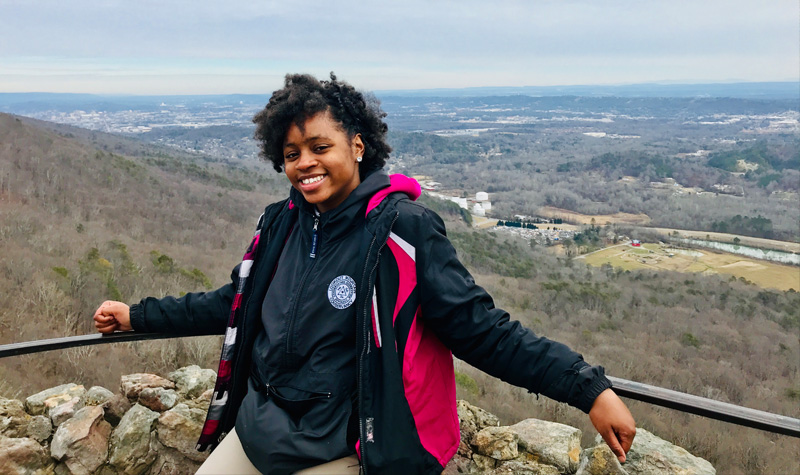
[310, 215, 319, 258]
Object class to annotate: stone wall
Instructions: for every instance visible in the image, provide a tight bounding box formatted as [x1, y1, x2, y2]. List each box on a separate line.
[1, 367, 716, 475]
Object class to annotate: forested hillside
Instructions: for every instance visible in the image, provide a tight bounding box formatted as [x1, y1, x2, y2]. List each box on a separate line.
[0, 114, 798, 474]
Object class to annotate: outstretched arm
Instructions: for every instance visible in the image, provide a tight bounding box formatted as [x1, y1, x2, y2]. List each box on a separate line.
[589, 388, 636, 462]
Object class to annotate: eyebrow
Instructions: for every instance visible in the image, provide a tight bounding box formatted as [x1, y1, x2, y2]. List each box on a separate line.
[284, 135, 331, 148]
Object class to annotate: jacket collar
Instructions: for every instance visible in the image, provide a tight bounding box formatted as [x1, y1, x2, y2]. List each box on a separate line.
[289, 170, 391, 241]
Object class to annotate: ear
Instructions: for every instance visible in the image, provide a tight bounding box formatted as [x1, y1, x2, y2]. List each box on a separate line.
[351, 133, 365, 159]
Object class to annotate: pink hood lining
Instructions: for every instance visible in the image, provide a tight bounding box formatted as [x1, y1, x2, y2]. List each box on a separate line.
[366, 174, 421, 216]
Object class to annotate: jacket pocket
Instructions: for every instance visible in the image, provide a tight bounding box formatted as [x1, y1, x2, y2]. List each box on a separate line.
[267, 384, 332, 420]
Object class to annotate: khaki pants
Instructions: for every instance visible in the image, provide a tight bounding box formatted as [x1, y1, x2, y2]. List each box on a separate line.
[196, 428, 361, 474]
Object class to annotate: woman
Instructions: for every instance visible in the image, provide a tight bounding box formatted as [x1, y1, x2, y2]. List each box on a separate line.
[94, 73, 635, 475]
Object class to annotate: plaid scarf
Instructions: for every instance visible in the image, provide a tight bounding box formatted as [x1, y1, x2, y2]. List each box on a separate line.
[195, 214, 264, 450]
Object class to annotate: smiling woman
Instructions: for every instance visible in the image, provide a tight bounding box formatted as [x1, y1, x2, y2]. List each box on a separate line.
[282, 111, 364, 213]
[93, 72, 635, 475]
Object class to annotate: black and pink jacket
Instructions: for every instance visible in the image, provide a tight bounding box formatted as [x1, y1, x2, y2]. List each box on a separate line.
[130, 171, 611, 474]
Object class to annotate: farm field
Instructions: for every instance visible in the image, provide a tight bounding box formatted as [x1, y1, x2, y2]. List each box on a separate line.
[537, 206, 652, 225]
[581, 242, 800, 291]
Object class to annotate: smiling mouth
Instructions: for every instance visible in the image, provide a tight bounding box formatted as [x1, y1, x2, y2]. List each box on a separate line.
[300, 175, 325, 185]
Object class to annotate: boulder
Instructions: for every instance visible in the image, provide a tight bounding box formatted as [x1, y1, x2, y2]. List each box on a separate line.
[0, 397, 31, 437]
[457, 399, 499, 457]
[25, 384, 86, 416]
[108, 404, 159, 475]
[50, 405, 111, 475]
[184, 389, 213, 411]
[85, 387, 115, 406]
[579, 429, 715, 475]
[473, 453, 498, 471]
[443, 453, 476, 474]
[0, 436, 55, 475]
[49, 397, 84, 427]
[156, 403, 208, 463]
[471, 426, 519, 461]
[138, 387, 178, 412]
[508, 418, 582, 474]
[168, 366, 216, 399]
[102, 394, 132, 427]
[491, 460, 561, 475]
[120, 374, 175, 400]
[28, 415, 53, 443]
[576, 444, 627, 475]
[149, 440, 203, 475]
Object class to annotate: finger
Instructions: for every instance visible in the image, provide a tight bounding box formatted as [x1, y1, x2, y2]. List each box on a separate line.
[603, 429, 626, 463]
[618, 428, 635, 454]
[94, 316, 116, 326]
[96, 322, 117, 333]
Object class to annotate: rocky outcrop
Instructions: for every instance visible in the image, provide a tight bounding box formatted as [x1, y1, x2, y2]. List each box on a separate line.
[0, 368, 211, 475]
[1, 371, 715, 475]
[444, 401, 716, 475]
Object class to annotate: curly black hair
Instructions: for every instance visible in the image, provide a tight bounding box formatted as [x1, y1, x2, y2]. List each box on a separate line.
[253, 73, 391, 180]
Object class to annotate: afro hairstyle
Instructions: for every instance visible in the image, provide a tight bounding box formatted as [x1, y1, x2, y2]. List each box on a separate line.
[253, 72, 391, 180]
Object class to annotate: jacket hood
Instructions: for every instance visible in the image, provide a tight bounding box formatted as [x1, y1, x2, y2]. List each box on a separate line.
[366, 173, 421, 217]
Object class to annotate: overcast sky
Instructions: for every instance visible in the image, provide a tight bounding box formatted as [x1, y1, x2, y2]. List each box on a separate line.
[1, 0, 798, 94]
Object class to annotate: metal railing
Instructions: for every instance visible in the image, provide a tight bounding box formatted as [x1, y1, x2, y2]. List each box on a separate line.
[1, 333, 798, 438]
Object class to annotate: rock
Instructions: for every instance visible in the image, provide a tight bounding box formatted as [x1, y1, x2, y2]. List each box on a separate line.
[28, 415, 53, 443]
[149, 440, 203, 475]
[85, 387, 115, 406]
[108, 404, 159, 475]
[457, 399, 499, 457]
[102, 394, 132, 426]
[138, 387, 178, 412]
[509, 418, 582, 474]
[491, 460, 561, 475]
[582, 429, 715, 475]
[0, 436, 55, 474]
[472, 426, 519, 461]
[473, 453, 498, 471]
[576, 444, 627, 475]
[0, 397, 31, 437]
[443, 453, 476, 474]
[49, 396, 84, 427]
[51, 405, 112, 475]
[184, 389, 213, 411]
[25, 384, 86, 416]
[120, 374, 175, 400]
[168, 366, 216, 399]
[156, 403, 208, 463]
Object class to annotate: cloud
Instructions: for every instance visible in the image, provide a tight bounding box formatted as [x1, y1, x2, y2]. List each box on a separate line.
[0, 0, 797, 92]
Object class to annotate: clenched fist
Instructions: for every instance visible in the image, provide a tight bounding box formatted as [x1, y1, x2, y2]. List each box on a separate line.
[93, 300, 132, 333]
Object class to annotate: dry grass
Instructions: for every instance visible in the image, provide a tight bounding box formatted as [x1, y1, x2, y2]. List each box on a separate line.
[582, 242, 799, 291]
[538, 206, 652, 225]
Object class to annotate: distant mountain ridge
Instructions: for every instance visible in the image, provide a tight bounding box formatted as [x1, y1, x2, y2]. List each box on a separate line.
[1, 81, 797, 114]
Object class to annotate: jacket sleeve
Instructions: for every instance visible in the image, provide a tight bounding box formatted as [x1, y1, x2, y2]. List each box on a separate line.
[128, 264, 240, 336]
[416, 209, 610, 413]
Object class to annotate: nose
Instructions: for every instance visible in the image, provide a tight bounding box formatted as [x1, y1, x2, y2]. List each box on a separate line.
[295, 150, 317, 171]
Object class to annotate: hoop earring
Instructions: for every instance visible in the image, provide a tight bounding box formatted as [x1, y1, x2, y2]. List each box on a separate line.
[356, 156, 363, 163]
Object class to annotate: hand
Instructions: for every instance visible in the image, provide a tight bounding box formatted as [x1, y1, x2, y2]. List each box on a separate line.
[589, 388, 636, 463]
[93, 300, 132, 333]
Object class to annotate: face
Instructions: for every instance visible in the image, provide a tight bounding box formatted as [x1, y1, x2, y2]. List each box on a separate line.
[283, 111, 364, 213]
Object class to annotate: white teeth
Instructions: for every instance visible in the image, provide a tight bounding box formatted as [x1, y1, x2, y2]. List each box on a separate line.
[301, 176, 324, 185]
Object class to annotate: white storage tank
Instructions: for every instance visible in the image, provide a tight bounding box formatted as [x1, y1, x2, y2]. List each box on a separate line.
[472, 203, 486, 217]
[475, 191, 489, 202]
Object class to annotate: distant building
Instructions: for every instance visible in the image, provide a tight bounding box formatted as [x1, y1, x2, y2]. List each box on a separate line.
[632, 240, 641, 247]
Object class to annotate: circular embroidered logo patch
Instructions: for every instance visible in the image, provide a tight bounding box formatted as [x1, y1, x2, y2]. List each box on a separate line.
[328, 275, 356, 310]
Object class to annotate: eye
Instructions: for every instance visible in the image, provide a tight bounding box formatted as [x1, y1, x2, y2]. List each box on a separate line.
[314, 144, 330, 153]
[284, 151, 299, 161]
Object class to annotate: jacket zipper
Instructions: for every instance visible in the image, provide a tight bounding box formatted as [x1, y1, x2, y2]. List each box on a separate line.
[309, 215, 319, 259]
[357, 211, 399, 474]
[286, 213, 321, 359]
